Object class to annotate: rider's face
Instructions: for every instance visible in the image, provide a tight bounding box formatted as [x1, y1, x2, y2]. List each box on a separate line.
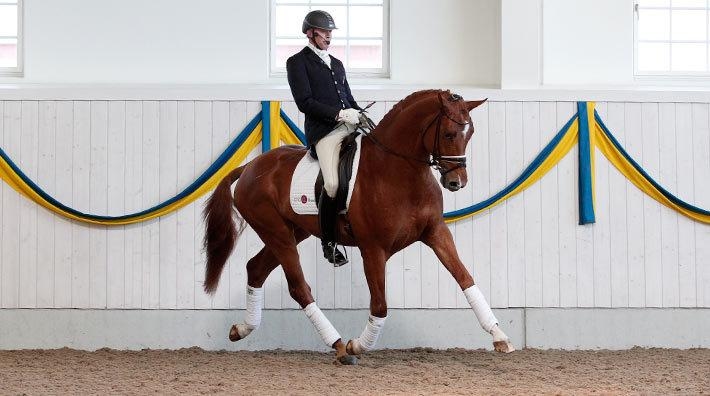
[310, 28, 332, 50]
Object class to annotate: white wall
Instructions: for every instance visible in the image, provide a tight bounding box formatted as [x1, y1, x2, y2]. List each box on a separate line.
[501, 0, 541, 88]
[542, 0, 633, 87]
[2, 93, 709, 311]
[390, 0, 500, 85]
[0, 0, 500, 86]
[500, 0, 635, 88]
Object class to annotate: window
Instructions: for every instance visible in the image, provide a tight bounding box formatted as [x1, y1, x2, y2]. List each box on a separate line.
[634, 0, 710, 76]
[271, 0, 389, 78]
[0, 0, 21, 76]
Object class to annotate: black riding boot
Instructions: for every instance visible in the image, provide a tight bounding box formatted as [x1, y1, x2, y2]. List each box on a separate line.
[318, 193, 348, 267]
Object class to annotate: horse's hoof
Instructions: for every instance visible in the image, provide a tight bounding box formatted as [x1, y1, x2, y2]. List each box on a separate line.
[337, 354, 358, 365]
[493, 340, 515, 353]
[228, 325, 242, 342]
[345, 339, 360, 355]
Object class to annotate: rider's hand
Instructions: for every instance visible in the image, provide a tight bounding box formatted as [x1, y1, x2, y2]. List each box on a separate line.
[338, 108, 360, 125]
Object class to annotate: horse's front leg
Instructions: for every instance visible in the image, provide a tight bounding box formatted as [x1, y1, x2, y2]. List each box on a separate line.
[423, 222, 515, 353]
[346, 247, 388, 356]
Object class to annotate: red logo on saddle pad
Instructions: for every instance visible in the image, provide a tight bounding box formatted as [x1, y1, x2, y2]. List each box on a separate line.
[301, 195, 308, 204]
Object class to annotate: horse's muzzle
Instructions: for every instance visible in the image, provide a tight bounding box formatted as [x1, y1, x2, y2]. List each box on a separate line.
[447, 180, 461, 191]
[441, 175, 466, 192]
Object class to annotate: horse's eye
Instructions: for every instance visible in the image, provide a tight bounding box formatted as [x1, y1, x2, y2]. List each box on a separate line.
[445, 133, 456, 141]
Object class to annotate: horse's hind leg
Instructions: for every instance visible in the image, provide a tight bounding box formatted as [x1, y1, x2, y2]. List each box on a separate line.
[250, 220, 356, 365]
[228, 247, 279, 342]
[229, 229, 309, 342]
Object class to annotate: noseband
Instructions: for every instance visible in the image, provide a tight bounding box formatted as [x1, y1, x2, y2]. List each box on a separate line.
[425, 109, 469, 176]
[359, 99, 470, 177]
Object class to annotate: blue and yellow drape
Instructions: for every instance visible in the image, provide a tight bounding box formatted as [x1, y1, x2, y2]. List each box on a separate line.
[0, 101, 304, 225]
[444, 101, 710, 224]
[1, 100, 709, 225]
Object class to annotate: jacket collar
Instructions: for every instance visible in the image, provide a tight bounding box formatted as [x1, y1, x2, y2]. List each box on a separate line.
[301, 46, 332, 69]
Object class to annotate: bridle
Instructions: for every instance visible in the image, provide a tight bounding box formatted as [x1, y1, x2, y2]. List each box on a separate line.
[357, 98, 470, 176]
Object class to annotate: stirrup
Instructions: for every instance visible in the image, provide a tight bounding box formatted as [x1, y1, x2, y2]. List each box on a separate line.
[322, 241, 349, 267]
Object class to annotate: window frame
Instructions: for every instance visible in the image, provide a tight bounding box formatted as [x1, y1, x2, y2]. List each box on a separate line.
[0, 0, 23, 77]
[269, 0, 390, 79]
[633, 0, 710, 78]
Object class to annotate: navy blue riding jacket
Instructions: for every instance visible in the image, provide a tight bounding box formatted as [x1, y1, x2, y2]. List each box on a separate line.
[286, 47, 361, 148]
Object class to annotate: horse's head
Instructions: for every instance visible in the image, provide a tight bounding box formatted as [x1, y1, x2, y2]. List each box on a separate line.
[427, 91, 486, 192]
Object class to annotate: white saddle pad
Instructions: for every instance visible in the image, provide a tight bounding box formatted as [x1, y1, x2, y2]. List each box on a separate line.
[290, 134, 363, 215]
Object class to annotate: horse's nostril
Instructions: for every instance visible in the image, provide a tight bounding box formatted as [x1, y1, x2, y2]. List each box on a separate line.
[448, 181, 461, 191]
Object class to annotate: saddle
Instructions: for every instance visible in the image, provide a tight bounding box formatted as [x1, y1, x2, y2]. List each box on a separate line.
[312, 132, 360, 212]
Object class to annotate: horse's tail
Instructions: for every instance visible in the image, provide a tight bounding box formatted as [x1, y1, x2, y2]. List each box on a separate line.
[203, 166, 246, 295]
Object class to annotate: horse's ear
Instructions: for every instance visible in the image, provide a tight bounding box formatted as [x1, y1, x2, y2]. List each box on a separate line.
[465, 99, 487, 111]
[438, 90, 448, 105]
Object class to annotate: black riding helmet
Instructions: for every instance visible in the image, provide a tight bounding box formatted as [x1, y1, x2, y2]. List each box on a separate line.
[302, 10, 337, 33]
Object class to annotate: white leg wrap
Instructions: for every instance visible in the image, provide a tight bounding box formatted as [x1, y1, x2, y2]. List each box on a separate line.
[351, 315, 387, 354]
[236, 286, 263, 339]
[304, 302, 341, 347]
[463, 285, 498, 333]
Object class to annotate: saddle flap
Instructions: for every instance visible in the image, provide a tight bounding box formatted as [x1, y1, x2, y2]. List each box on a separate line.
[313, 132, 360, 211]
[291, 134, 363, 216]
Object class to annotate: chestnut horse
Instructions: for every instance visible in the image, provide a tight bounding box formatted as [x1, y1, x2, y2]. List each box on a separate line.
[203, 90, 514, 364]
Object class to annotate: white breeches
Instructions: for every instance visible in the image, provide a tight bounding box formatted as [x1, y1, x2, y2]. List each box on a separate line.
[314, 123, 356, 198]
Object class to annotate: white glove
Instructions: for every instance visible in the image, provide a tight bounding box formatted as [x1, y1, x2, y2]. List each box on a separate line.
[338, 108, 360, 125]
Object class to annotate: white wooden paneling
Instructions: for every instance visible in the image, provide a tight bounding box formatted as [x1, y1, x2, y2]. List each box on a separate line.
[19, 101, 38, 308]
[522, 102, 542, 307]
[641, 103, 662, 308]
[676, 103, 696, 307]
[0, 102, 3, 308]
[488, 101, 508, 308]
[106, 101, 126, 309]
[71, 101, 91, 308]
[124, 101, 143, 309]
[0, 98, 709, 312]
[593, 102, 612, 308]
[539, 102, 560, 307]
[53, 102, 73, 308]
[158, 101, 178, 309]
[89, 101, 108, 309]
[658, 103, 679, 308]
[3, 100, 22, 309]
[176, 101, 196, 309]
[506, 102, 525, 307]
[557, 101, 577, 307]
[692, 104, 710, 307]
[141, 101, 160, 309]
[606, 102, 630, 308]
[625, 103, 646, 308]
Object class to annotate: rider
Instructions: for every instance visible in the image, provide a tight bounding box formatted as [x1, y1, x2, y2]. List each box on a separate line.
[286, 10, 361, 267]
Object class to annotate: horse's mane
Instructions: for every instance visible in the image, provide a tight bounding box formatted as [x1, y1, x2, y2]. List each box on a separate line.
[375, 89, 444, 131]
